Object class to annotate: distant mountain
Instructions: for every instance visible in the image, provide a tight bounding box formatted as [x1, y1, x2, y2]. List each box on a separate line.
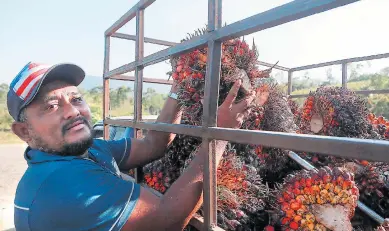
[79, 75, 171, 94]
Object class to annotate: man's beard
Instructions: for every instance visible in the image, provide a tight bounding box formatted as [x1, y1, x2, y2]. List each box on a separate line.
[29, 117, 95, 156]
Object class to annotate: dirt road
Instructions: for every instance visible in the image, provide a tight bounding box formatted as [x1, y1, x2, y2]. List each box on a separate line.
[0, 144, 27, 231]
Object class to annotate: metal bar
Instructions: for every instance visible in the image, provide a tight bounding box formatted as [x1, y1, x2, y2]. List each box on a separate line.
[105, 0, 156, 36]
[203, 0, 222, 228]
[105, 118, 389, 163]
[288, 151, 385, 224]
[342, 63, 347, 88]
[290, 52, 389, 72]
[109, 75, 173, 85]
[134, 9, 145, 183]
[354, 89, 389, 95]
[104, 34, 210, 78]
[357, 201, 385, 224]
[258, 61, 289, 71]
[103, 36, 111, 140]
[105, 118, 203, 137]
[289, 89, 389, 98]
[105, 0, 359, 79]
[212, 0, 359, 42]
[112, 33, 178, 47]
[287, 71, 293, 95]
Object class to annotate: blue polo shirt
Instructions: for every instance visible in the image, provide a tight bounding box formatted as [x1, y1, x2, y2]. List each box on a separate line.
[14, 138, 140, 231]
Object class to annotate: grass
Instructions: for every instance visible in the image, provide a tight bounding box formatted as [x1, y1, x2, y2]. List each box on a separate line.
[0, 131, 23, 144]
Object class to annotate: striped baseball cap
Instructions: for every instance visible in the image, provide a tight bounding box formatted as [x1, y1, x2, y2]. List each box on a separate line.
[7, 62, 85, 121]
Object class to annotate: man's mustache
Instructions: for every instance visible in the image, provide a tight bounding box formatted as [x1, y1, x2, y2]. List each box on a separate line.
[62, 117, 91, 135]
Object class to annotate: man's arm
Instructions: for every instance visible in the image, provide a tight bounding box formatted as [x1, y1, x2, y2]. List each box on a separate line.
[122, 80, 255, 231]
[120, 82, 183, 170]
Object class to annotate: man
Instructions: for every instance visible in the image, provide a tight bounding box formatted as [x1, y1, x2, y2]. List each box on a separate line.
[8, 62, 254, 231]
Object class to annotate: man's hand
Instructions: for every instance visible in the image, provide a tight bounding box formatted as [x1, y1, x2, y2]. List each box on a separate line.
[217, 79, 255, 129]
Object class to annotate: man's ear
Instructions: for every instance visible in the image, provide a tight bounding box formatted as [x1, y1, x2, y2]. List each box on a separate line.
[11, 122, 31, 143]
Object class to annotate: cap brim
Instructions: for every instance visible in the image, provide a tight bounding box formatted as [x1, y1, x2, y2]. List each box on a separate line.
[21, 63, 85, 109]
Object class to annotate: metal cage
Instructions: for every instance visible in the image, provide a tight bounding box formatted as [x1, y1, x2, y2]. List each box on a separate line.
[102, 0, 389, 230]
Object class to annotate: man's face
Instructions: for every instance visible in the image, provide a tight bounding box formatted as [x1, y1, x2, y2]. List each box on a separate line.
[20, 80, 93, 156]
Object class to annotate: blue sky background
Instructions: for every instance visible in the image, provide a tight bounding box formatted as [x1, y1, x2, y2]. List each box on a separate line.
[1, 0, 388, 91]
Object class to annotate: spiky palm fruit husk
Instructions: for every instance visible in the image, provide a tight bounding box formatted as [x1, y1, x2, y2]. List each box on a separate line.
[271, 167, 359, 231]
[288, 98, 302, 126]
[234, 82, 301, 186]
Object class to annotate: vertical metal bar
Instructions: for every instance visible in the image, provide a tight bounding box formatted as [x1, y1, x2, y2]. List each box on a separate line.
[287, 70, 293, 95]
[203, 0, 222, 230]
[103, 36, 111, 140]
[342, 62, 347, 88]
[134, 9, 145, 183]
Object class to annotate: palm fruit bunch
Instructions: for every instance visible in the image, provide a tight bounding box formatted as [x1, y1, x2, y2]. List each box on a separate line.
[354, 162, 389, 218]
[270, 167, 359, 231]
[168, 28, 273, 126]
[180, 146, 270, 230]
[296, 86, 384, 168]
[368, 113, 389, 140]
[234, 82, 301, 186]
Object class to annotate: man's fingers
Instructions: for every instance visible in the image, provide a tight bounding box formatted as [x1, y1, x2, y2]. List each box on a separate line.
[237, 107, 252, 121]
[234, 91, 255, 112]
[223, 79, 242, 107]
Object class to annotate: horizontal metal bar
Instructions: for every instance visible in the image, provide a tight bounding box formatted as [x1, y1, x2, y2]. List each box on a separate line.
[105, 118, 203, 137]
[104, 34, 210, 78]
[289, 89, 389, 98]
[354, 89, 389, 95]
[287, 152, 385, 224]
[258, 61, 289, 71]
[112, 33, 178, 47]
[121, 173, 225, 230]
[106, 0, 358, 78]
[105, 118, 389, 162]
[207, 128, 389, 162]
[212, 0, 359, 42]
[290, 52, 389, 72]
[105, 0, 156, 36]
[109, 75, 173, 85]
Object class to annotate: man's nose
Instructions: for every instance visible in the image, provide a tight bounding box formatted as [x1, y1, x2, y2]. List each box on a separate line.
[63, 102, 80, 119]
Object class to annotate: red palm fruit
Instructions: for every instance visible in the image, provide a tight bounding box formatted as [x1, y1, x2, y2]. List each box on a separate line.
[289, 221, 299, 230]
[160, 186, 166, 193]
[264, 225, 275, 231]
[286, 209, 295, 218]
[172, 72, 178, 80]
[152, 176, 158, 182]
[176, 65, 183, 72]
[294, 181, 301, 189]
[293, 188, 301, 195]
[158, 172, 163, 179]
[281, 202, 290, 211]
[281, 217, 292, 225]
[305, 178, 312, 187]
[290, 201, 302, 210]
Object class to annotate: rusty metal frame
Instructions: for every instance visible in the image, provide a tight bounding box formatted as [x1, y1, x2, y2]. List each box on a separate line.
[102, 0, 389, 230]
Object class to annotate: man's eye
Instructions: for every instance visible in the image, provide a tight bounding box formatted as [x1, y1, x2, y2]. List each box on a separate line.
[73, 97, 83, 103]
[47, 104, 58, 110]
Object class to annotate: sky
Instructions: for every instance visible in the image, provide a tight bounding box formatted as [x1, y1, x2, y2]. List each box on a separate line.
[1, 0, 388, 88]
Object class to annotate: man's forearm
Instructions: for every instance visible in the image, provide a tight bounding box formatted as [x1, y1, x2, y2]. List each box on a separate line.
[156, 140, 228, 230]
[144, 94, 183, 158]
